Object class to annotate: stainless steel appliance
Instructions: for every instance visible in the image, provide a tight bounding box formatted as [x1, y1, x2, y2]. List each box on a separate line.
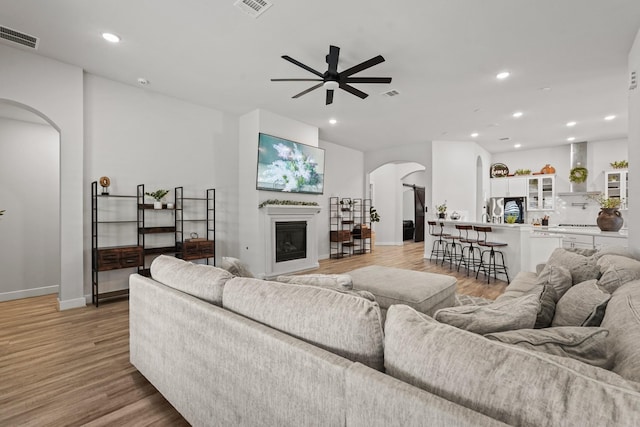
[488, 197, 527, 224]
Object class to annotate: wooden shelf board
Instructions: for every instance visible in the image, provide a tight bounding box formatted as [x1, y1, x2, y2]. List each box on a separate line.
[139, 226, 176, 234]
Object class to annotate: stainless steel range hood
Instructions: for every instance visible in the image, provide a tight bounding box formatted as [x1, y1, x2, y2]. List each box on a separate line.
[558, 141, 599, 197]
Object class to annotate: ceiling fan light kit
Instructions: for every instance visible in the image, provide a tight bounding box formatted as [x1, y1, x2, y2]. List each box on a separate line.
[272, 45, 392, 105]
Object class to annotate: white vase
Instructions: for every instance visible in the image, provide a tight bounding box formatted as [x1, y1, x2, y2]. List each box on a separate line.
[166, 202, 174, 209]
[153, 201, 162, 209]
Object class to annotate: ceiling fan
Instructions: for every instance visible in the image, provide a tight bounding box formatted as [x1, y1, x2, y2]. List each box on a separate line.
[271, 45, 392, 105]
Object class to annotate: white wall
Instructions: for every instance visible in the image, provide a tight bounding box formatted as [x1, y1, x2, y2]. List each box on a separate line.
[319, 139, 364, 258]
[629, 29, 640, 255]
[402, 170, 427, 222]
[431, 141, 491, 222]
[0, 117, 60, 300]
[0, 43, 85, 309]
[83, 74, 239, 295]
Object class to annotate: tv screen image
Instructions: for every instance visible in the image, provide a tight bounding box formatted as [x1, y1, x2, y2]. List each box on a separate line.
[256, 133, 325, 194]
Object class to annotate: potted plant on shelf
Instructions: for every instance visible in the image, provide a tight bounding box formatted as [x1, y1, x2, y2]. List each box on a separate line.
[588, 193, 623, 232]
[145, 189, 169, 209]
[436, 201, 447, 219]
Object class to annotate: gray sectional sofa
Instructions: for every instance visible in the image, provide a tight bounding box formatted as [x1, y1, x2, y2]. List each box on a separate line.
[130, 250, 640, 426]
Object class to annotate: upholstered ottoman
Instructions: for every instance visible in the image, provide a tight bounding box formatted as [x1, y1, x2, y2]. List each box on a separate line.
[347, 266, 457, 316]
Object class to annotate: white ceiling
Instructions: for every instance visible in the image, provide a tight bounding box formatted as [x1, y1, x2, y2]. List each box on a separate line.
[2, 0, 640, 153]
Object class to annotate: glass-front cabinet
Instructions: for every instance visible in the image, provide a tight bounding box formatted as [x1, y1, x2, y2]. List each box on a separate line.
[605, 170, 629, 210]
[527, 175, 555, 211]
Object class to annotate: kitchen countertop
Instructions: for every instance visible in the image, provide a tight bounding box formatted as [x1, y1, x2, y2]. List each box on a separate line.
[437, 220, 628, 238]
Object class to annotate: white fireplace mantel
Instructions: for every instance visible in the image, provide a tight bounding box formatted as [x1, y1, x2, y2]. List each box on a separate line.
[261, 204, 322, 279]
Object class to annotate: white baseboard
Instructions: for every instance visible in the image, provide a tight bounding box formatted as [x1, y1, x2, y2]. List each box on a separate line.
[57, 296, 87, 311]
[0, 285, 58, 302]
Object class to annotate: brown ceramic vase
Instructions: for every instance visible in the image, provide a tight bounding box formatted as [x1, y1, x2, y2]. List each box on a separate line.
[596, 208, 623, 232]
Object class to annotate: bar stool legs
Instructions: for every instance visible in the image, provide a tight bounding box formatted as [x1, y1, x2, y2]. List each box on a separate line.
[473, 226, 510, 284]
[428, 221, 449, 262]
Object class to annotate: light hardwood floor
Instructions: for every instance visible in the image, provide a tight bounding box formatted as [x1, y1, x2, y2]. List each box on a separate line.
[0, 241, 506, 426]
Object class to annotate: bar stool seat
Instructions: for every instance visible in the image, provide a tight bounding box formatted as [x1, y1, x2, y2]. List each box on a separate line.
[474, 226, 510, 284]
[456, 224, 482, 275]
[428, 221, 449, 262]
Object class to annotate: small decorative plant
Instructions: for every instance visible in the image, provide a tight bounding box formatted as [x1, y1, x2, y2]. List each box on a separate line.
[339, 198, 353, 211]
[514, 169, 531, 175]
[258, 199, 319, 208]
[587, 193, 621, 209]
[370, 206, 380, 223]
[0, 209, 5, 216]
[145, 189, 169, 201]
[610, 160, 628, 169]
[436, 201, 447, 214]
[505, 215, 517, 224]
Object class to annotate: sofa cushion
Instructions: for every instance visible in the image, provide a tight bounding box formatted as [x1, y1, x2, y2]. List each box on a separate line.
[592, 245, 637, 261]
[529, 285, 557, 328]
[596, 255, 640, 294]
[150, 255, 233, 306]
[495, 271, 538, 302]
[601, 279, 640, 382]
[485, 327, 612, 369]
[275, 273, 353, 290]
[222, 277, 385, 371]
[434, 293, 538, 334]
[219, 256, 254, 278]
[384, 305, 640, 426]
[534, 264, 573, 300]
[546, 248, 600, 284]
[552, 280, 610, 327]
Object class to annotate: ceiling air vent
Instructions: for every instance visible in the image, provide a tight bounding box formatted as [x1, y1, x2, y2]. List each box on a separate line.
[381, 89, 400, 97]
[233, 0, 273, 18]
[0, 25, 39, 49]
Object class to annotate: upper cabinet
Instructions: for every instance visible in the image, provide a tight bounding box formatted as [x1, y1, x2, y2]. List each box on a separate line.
[605, 169, 629, 210]
[527, 175, 555, 211]
[490, 177, 527, 198]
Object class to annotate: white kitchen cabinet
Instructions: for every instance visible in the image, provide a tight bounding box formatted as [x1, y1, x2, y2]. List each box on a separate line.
[594, 235, 628, 249]
[490, 177, 527, 198]
[604, 170, 628, 210]
[562, 234, 594, 249]
[527, 175, 555, 211]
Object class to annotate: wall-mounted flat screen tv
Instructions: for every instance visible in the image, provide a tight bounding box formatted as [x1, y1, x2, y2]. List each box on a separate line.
[256, 133, 325, 194]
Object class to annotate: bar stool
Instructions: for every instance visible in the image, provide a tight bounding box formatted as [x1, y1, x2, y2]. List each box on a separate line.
[474, 226, 510, 284]
[428, 221, 449, 262]
[442, 225, 463, 270]
[456, 225, 482, 275]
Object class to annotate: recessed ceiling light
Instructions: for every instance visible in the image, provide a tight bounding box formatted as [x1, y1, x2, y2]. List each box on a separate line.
[102, 32, 121, 43]
[512, 111, 523, 118]
[137, 77, 150, 85]
[329, 118, 337, 125]
[496, 71, 510, 80]
[514, 143, 522, 148]
[604, 115, 616, 121]
[567, 136, 576, 142]
[566, 121, 577, 127]
[471, 132, 479, 138]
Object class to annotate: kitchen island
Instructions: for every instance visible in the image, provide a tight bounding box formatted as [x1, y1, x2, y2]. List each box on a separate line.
[424, 221, 563, 279]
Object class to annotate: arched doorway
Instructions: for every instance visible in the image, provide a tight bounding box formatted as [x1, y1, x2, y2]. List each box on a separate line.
[0, 101, 61, 301]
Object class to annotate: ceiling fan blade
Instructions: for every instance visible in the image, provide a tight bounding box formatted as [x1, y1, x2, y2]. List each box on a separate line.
[327, 45, 340, 74]
[326, 89, 334, 105]
[292, 82, 324, 98]
[282, 55, 324, 78]
[340, 55, 385, 77]
[271, 78, 323, 82]
[344, 77, 392, 84]
[339, 83, 368, 99]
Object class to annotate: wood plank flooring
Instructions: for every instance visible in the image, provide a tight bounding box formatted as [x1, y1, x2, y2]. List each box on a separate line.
[0, 241, 505, 426]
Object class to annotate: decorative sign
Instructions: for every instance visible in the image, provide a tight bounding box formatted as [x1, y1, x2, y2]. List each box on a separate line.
[490, 163, 509, 178]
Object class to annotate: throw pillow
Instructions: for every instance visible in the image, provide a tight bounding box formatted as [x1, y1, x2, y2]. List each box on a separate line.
[275, 273, 353, 290]
[546, 248, 600, 284]
[434, 293, 538, 334]
[596, 256, 640, 294]
[592, 245, 637, 261]
[485, 327, 612, 369]
[219, 256, 254, 278]
[552, 280, 610, 327]
[534, 264, 572, 300]
[527, 285, 557, 328]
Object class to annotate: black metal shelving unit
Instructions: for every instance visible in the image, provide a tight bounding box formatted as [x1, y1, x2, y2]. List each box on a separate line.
[174, 187, 216, 265]
[328, 196, 372, 259]
[137, 184, 177, 277]
[91, 181, 142, 306]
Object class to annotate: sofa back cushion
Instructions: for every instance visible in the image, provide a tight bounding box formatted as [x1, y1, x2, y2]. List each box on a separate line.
[596, 255, 640, 294]
[150, 255, 233, 306]
[601, 279, 640, 382]
[384, 304, 640, 426]
[223, 277, 385, 371]
[546, 248, 600, 284]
